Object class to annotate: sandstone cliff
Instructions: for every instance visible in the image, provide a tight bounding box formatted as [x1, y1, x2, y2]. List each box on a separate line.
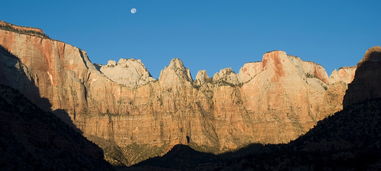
[135, 47, 381, 170]
[99, 58, 155, 88]
[330, 66, 356, 84]
[0, 21, 356, 166]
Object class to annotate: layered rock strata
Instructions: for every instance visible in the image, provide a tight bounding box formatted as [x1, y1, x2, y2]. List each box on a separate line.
[0, 21, 357, 165]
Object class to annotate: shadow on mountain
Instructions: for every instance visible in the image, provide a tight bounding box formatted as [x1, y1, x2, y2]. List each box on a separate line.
[0, 45, 81, 131]
[0, 45, 113, 170]
[129, 47, 381, 170]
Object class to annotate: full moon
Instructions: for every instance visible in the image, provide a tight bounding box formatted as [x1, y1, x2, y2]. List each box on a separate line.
[130, 8, 137, 14]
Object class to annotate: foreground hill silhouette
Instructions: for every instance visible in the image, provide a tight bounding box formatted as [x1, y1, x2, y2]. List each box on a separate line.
[130, 46, 381, 170]
[344, 46, 381, 107]
[0, 84, 113, 170]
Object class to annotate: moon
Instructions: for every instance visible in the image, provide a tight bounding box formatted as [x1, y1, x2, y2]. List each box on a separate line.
[130, 8, 137, 14]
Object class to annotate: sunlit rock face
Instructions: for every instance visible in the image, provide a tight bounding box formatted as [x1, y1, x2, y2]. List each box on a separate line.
[330, 66, 356, 84]
[195, 70, 209, 86]
[212, 68, 240, 86]
[344, 46, 381, 108]
[0, 21, 355, 165]
[99, 58, 155, 88]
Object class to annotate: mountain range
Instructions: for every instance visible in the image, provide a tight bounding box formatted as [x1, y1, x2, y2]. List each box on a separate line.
[0, 21, 379, 170]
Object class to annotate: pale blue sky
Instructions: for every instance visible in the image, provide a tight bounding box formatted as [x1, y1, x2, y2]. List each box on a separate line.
[1, 0, 380, 78]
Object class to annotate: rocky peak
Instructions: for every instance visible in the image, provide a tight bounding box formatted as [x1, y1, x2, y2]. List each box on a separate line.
[168, 58, 186, 70]
[106, 60, 117, 67]
[360, 46, 381, 63]
[300, 61, 330, 84]
[262, 50, 288, 66]
[159, 58, 193, 86]
[195, 70, 210, 86]
[261, 51, 289, 78]
[237, 51, 331, 85]
[261, 51, 331, 84]
[238, 62, 263, 83]
[100, 58, 155, 88]
[344, 46, 381, 107]
[329, 66, 356, 84]
[212, 68, 240, 86]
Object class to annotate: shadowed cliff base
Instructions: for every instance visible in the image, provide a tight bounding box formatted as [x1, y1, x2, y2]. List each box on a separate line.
[0, 45, 80, 132]
[0, 45, 112, 170]
[0, 85, 113, 170]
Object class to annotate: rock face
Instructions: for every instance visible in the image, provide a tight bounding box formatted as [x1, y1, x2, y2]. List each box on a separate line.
[195, 70, 210, 86]
[344, 46, 381, 107]
[212, 68, 240, 86]
[158, 58, 193, 87]
[136, 48, 381, 170]
[238, 62, 262, 83]
[330, 66, 356, 84]
[100, 58, 155, 88]
[0, 21, 356, 166]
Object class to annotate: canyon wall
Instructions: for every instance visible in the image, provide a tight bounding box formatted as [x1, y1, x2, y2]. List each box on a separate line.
[0, 22, 357, 165]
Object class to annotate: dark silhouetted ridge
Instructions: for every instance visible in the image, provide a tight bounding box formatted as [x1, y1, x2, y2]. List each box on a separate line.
[344, 46, 381, 107]
[132, 144, 221, 170]
[0, 84, 113, 170]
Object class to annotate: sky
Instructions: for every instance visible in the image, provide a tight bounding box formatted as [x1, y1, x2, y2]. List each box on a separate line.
[1, 0, 380, 78]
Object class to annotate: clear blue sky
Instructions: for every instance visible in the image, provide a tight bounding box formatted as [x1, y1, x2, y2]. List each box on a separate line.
[1, 0, 380, 78]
